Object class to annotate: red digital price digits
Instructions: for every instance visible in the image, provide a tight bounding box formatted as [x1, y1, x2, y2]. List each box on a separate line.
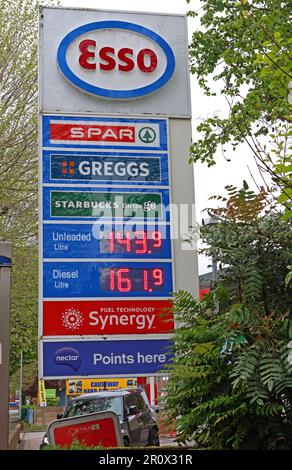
[108, 268, 164, 293]
[106, 230, 162, 255]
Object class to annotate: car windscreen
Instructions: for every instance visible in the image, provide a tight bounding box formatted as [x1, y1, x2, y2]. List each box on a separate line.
[63, 396, 123, 418]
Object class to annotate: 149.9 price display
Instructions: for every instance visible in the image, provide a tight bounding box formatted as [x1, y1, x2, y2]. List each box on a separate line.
[100, 230, 163, 255]
[43, 224, 172, 259]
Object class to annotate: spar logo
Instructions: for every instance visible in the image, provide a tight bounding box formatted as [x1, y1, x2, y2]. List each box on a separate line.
[139, 127, 156, 143]
[48, 120, 161, 147]
[57, 21, 175, 99]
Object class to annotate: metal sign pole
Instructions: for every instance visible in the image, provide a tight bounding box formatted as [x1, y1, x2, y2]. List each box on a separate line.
[19, 351, 23, 420]
[0, 240, 13, 450]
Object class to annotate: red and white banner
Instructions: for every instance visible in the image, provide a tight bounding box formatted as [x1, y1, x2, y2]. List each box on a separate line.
[47, 411, 123, 448]
[43, 299, 173, 336]
[48, 119, 161, 147]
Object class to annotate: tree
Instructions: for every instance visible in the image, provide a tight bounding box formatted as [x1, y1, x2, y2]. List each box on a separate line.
[165, 184, 292, 449]
[10, 246, 38, 374]
[0, 0, 38, 243]
[0, 0, 56, 375]
[187, 0, 292, 217]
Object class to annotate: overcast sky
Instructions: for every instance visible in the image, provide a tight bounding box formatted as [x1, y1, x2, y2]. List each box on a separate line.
[58, 0, 261, 274]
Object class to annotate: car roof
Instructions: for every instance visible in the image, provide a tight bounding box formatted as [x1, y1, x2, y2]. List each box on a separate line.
[72, 388, 143, 400]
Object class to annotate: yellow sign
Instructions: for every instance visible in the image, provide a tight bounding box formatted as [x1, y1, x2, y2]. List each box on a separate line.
[66, 378, 137, 396]
[38, 379, 47, 407]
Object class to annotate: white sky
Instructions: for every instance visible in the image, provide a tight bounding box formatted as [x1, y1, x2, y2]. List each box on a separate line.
[58, 0, 261, 274]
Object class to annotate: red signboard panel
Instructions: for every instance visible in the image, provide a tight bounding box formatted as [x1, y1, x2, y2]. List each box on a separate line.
[48, 412, 122, 448]
[50, 123, 136, 143]
[43, 299, 173, 336]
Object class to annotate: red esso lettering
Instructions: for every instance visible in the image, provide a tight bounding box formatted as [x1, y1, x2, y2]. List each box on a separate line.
[79, 40, 158, 73]
[79, 39, 96, 69]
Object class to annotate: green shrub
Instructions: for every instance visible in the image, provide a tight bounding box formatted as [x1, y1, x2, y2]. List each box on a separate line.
[42, 440, 104, 450]
[165, 185, 292, 449]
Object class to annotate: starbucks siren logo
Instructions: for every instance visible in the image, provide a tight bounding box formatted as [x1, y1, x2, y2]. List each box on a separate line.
[62, 308, 84, 331]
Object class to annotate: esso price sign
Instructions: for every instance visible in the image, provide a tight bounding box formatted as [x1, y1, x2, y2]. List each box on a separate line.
[57, 21, 175, 99]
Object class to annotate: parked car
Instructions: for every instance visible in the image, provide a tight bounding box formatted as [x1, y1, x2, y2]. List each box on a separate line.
[40, 388, 160, 448]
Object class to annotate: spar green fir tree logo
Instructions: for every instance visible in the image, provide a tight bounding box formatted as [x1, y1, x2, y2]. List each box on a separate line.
[139, 127, 156, 143]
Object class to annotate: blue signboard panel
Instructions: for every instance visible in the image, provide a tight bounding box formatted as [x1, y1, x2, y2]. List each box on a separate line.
[43, 223, 172, 259]
[43, 187, 170, 222]
[43, 261, 173, 298]
[43, 151, 169, 186]
[42, 115, 168, 151]
[42, 339, 173, 377]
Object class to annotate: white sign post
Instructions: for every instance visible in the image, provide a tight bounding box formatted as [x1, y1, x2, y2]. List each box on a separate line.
[0, 241, 12, 450]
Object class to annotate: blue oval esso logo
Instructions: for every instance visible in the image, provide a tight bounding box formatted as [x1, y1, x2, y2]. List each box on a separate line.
[57, 21, 175, 99]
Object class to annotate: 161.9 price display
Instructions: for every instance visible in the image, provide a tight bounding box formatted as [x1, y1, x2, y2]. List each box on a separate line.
[101, 267, 165, 293]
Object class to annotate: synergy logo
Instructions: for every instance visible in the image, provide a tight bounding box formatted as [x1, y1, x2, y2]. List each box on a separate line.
[59, 308, 156, 332]
[61, 308, 84, 331]
[54, 347, 82, 371]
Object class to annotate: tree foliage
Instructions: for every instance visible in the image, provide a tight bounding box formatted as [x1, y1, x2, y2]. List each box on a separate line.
[0, 0, 38, 243]
[165, 185, 292, 449]
[10, 246, 38, 374]
[0, 0, 56, 375]
[187, 0, 292, 217]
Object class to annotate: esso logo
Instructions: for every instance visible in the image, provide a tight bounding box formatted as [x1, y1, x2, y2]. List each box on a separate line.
[57, 21, 175, 99]
[79, 42, 158, 74]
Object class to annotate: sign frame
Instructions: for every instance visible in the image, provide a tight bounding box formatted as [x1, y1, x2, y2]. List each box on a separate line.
[39, 335, 173, 379]
[43, 151, 169, 187]
[43, 186, 171, 222]
[57, 20, 176, 100]
[42, 299, 174, 337]
[39, 6, 192, 117]
[38, 7, 199, 381]
[42, 115, 168, 151]
[42, 260, 174, 298]
[43, 222, 172, 260]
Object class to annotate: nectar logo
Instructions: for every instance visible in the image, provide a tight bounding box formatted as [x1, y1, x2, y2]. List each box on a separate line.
[62, 308, 84, 331]
[61, 161, 76, 175]
[54, 347, 82, 371]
